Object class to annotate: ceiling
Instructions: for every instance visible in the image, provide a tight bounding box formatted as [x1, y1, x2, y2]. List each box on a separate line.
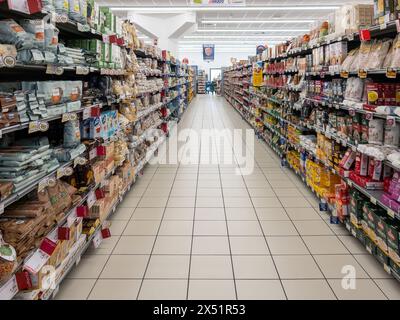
[98, 0, 373, 55]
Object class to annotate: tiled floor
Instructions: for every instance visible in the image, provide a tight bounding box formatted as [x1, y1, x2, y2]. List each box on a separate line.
[57, 95, 400, 300]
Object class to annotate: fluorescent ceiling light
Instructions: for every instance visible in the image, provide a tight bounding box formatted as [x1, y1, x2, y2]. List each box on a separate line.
[111, 6, 339, 12]
[184, 35, 293, 39]
[180, 40, 281, 44]
[196, 29, 309, 32]
[202, 19, 314, 24]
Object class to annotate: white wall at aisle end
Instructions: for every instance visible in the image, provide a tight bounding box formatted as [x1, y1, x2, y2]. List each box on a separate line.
[178, 50, 251, 78]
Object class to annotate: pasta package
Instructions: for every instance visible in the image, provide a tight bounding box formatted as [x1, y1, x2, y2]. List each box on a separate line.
[0, 19, 34, 50]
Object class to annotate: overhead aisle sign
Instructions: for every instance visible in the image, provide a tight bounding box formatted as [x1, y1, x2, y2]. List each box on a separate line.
[203, 44, 215, 61]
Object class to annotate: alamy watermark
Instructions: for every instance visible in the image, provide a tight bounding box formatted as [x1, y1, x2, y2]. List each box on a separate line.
[147, 127, 255, 175]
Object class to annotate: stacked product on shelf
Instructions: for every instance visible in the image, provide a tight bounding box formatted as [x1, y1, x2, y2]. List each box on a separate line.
[223, 2, 400, 282]
[0, 1, 193, 301]
[188, 66, 197, 104]
[197, 70, 206, 94]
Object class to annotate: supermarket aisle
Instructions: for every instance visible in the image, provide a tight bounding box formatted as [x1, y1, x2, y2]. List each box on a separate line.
[57, 95, 400, 300]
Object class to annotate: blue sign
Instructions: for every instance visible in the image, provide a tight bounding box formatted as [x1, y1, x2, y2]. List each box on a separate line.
[203, 44, 215, 61]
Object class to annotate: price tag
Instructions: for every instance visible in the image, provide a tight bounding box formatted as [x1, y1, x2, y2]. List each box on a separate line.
[358, 69, 368, 79]
[386, 68, 397, 79]
[38, 177, 49, 192]
[76, 66, 89, 75]
[340, 70, 349, 79]
[370, 196, 377, 205]
[57, 166, 73, 179]
[397, 19, 400, 33]
[348, 33, 355, 41]
[74, 156, 88, 167]
[380, 23, 387, 30]
[384, 264, 391, 275]
[46, 65, 64, 76]
[348, 180, 353, 187]
[366, 245, 372, 254]
[28, 121, 49, 134]
[87, 191, 97, 209]
[349, 108, 356, 116]
[75, 255, 82, 266]
[351, 229, 357, 237]
[62, 112, 78, 123]
[0, 276, 18, 300]
[387, 209, 396, 219]
[77, 23, 90, 32]
[92, 230, 103, 248]
[365, 112, 373, 121]
[359, 29, 371, 41]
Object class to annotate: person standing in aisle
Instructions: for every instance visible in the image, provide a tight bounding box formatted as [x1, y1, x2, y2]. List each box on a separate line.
[209, 80, 215, 95]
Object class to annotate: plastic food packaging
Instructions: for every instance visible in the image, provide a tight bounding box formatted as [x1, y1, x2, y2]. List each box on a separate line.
[0, 233, 17, 282]
[385, 123, 400, 148]
[368, 119, 384, 145]
[0, 19, 34, 50]
[366, 40, 391, 70]
[55, 0, 69, 15]
[19, 19, 45, 50]
[390, 35, 400, 69]
[44, 18, 59, 53]
[64, 120, 81, 148]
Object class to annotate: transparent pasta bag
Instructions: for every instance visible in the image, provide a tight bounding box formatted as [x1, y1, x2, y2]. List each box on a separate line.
[19, 19, 45, 50]
[390, 35, 400, 69]
[42, 0, 55, 12]
[366, 40, 391, 70]
[0, 19, 34, 50]
[0, 233, 17, 283]
[44, 16, 59, 53]
[55, 0, 69, 16]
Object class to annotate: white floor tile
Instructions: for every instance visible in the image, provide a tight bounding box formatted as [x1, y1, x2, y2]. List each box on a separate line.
[68, 255, 109, 279]
[232, 255, 278, 279]
[55, 279, 95, 300]
[328, 279, 387, 300]
[230, 237, 270, 255]
[192, 236, 230, 255]
[260, 221, 298, 236]
[227, 221, 263, 236]
[282, 280, 336, 300]
[236, 280, 286, 300]
[113, 236, 155, 255]
[131, 208, 164, 220]
[188, 280, 236, 300]
[153, 236, 192, 255]
[190, 256, 233, 279]
[194, 221, 227, 236]
[266, 236, 309, 255]
[159, 220, 193, 236]
[100, 255, 149, 279]
[139, 280, 188, 300]
[88, 280, 141, 300]
[145, 255, 190, 279]
[313, 255, 369, 279]
[195, 208, 226, 220]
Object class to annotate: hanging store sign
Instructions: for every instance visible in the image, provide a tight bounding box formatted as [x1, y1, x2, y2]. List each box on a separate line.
[256, 45, 266, 55]
[203, 44, 215, 61]
[191, 0, 245, 6]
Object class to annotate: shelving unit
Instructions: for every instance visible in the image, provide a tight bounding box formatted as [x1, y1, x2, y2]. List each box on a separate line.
[0, 3, 193, 300]
[197, 70, 206, 94]
[223, 17, 400, 282]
